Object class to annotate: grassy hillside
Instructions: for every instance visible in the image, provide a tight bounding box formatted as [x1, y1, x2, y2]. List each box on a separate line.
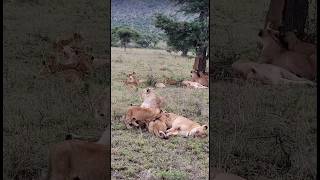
[3, 1, 109, 179]
[111, 47, 209, 179]
[111, 0, 193, 36]
[210, 0, 317, 179]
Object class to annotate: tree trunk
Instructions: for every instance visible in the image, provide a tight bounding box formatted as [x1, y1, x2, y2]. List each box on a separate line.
[193, 46, 207, 73]
[264, 0, 286, 29]
[282, 0, 309, 36]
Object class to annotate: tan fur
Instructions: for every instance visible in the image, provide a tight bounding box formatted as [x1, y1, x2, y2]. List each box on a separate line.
[124, 72, 139, 87]
[232, 61, 315, 86]
[123, 106, 162, 129]
[191, 70, 209, 87]
[164, 113, 208, 138]
[47, 129, 109, 180]
[163, 76, 178, 85]
[182, 80, 208, 89]
[140, 87, 165, 109]
[264, 0, 286, 29]
[258, 29, 316, 80]
[155, 82, 166, 88]
[53, 33, 83, 51]
[284, 32, 316, 56]
[284, 32, 317, 75]
[39, 55, 84, 83]
[147, 114, 169, 139]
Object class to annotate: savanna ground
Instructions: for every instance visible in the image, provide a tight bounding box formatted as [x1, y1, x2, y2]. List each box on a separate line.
[111, 47, 209, 179]
[3, 1, 109, 179]
[210, 0, 317, 179]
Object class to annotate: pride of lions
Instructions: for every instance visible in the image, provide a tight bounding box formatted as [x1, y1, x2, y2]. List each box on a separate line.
[39, 32, 109, 84]
[232, 23, 316, 86]
[122, 87, 208, 139]
[43, 33, 110, 180]
[43, 18, 316, 178]
[124, 70, 209, 89]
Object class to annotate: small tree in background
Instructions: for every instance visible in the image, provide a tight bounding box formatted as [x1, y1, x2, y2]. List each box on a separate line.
[136, 34, 153, 48]
[116, 27, 140, 51]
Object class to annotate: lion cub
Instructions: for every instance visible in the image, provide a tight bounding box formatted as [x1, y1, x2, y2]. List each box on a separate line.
[147, 113, 169, 139]
[140, 87, 165, 109]
[164, 113, 208, 138]
[123, 106, 162, 129]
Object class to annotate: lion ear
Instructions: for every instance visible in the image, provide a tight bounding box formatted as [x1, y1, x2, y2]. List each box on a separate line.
[202, 125, 208, 130]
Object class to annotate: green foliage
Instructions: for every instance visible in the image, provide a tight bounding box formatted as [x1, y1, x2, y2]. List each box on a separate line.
[111, 27, 121, 46]
[154, 0, 208, 55]
[115, 27, 140, 49]
[136, 34, 159, 48]
[173, 0, 209, 17]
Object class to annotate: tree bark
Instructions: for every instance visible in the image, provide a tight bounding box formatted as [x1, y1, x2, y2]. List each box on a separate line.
[282, 0, 309, 36]
[193, 46, 207, 72]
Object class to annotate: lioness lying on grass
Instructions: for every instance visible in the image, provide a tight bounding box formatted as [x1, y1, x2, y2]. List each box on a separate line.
[163, 113, 208, 138]
[232, 61, 315, 86]
[258, 27, 315, 80]
[191, 70, 209, 87]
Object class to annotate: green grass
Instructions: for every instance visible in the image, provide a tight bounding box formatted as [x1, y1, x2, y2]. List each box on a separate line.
[111, 47, 209, 179]
[210, 1, 317, 179]
[3, 1, 109, 179]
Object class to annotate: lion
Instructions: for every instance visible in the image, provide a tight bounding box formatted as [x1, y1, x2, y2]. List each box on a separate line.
[122, 106, 162, 129]
[46, 129, 109, 180]
[258, 28, 315, 80]
[163, 113, 208, 138]
[155, 82, 166, 88]
[191, 70, 209, 87]
[53, 32, 83, 51]
[163, 76, 178, 85]
[181, 80, 208, 89]
[284, 31, 316, 56]
[124, 72, 140, 88]
[232, 61, 315, 86]
[283, 31, 317, 74]
[147, 113, 170, 139]
[140, 87, 165, 109]
[39, 55, 84, 83]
